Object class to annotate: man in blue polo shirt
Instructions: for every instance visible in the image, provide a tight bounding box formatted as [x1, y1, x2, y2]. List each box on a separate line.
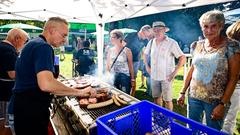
[13, 17, 95, 135]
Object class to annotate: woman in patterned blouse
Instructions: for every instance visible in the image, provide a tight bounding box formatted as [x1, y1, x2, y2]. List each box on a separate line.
[177, 10, 240, 131]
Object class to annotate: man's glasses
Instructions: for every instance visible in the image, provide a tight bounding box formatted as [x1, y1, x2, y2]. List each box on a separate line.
[57, 31, 68, 39]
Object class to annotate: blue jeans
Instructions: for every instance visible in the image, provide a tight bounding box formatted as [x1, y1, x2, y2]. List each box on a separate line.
[188, 97, 229, 130]
[114, 73, 131, 95]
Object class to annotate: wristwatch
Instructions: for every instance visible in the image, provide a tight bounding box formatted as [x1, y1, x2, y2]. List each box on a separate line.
[219, 101, 226, 107]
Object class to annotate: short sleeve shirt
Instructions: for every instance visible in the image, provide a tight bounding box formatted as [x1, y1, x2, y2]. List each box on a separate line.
[144, 36, 184, 81]
[124, 32, 145, 62]
[0, 41, 18, 101]
[0, 41, 18, 79]
[189, 39, 240, 103]
[13, 35, 55, 92]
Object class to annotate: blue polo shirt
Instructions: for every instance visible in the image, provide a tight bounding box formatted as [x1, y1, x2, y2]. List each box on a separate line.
[13, 35, 55, 93]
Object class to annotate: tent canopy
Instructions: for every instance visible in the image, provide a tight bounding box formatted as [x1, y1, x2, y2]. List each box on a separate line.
[224, 8, 240, 24]
[0, 0, 235, 24]
[0, 0, 236, 76]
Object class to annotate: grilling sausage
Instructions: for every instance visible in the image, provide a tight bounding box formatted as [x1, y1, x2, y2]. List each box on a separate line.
[112, 94, 121, 106]
[115, 94, 128, 105]
[87, 99, 113, 109]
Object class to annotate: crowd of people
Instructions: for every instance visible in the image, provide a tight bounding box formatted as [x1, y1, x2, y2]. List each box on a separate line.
[0, 9, 239, 135]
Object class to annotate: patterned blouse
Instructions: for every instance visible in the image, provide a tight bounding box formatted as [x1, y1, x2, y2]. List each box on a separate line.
[110, 47, 130, 76]
[189, 39, 240, 103]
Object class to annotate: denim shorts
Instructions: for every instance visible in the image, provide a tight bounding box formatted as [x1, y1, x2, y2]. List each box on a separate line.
[188, 97, 229, 130]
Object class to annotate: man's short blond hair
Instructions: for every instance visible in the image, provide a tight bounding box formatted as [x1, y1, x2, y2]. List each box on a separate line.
[43, 17, 68, 30]
[140, 25, 151, 32]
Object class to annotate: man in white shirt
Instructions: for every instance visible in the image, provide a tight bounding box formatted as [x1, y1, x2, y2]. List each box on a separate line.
[144, 21, 186, 110]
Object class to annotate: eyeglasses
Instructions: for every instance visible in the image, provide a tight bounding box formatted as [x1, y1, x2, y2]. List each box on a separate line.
[24, 38, 29, 44]
[56, 30, 68, 39]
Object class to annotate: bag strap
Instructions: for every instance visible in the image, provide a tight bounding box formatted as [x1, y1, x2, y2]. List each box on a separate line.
[149, 39, 153, 54]
[110, 46, 125, 70]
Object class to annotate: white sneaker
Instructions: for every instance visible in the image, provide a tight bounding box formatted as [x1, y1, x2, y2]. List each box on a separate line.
[4, 114, 14, 128]
[4, 120, 10, 128]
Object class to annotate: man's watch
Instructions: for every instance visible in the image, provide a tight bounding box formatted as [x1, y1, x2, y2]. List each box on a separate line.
[219, 101, 226, 107]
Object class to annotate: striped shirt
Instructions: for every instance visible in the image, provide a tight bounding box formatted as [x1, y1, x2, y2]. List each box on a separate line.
[144, 36, 184, 81]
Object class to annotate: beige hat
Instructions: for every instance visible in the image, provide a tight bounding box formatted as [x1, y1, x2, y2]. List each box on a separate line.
[152, 21, 170, 32]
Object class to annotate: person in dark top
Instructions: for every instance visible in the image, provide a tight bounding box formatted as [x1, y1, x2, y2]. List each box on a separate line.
[75, 40, 96, 76]
[123, 26, 152, 96]
[0, 28, 28, 127]
[124, 32, 145, 74]
[13, 17, 95, 135]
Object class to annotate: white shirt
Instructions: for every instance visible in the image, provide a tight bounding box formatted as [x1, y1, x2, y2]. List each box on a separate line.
[144, 36, 184, 81]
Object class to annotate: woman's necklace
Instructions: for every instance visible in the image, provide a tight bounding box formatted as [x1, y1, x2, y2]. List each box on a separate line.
[203, 38, 224, 53]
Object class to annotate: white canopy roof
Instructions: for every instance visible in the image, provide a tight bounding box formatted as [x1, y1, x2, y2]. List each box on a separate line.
[0, 0, 236, 76]
[0, 0, 236, 23]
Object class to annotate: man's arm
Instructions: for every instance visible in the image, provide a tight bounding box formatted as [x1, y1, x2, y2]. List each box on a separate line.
[126, 48, 135, 96]
[167, 55, 186, 81]
[211, 53, 240, 120]
[37, 71, 93, 97]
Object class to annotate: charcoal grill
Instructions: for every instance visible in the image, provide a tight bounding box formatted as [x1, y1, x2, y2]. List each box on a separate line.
[50, 76, 139, 135]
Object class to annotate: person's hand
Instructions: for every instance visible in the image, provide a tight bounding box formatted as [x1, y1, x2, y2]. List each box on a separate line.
[89, 87, 97, 97]
[130, 81, 136, 97]
[211, 104, 225, 120]
[79, 86, 95, 97]
[177, 93, 185, 108]
[130, 89, 135, 97]
[167, 71, 177, 82]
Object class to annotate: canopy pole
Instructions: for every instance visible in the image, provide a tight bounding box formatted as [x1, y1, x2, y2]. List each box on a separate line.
[88, 0, 105, 77]
[96, 23, 105, 77]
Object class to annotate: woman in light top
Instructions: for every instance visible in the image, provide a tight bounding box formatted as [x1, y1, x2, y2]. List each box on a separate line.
[106, 29, 135, 95]
[177, 10, 240, 130]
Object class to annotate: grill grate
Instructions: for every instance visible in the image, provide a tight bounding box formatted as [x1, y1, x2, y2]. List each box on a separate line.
[79, 104, 122, 120]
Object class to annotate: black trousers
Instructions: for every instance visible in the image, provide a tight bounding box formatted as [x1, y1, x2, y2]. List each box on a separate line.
[13, 90, 52, 135]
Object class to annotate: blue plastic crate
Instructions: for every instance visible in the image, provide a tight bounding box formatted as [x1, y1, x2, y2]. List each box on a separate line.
[96, 100, 227, 135]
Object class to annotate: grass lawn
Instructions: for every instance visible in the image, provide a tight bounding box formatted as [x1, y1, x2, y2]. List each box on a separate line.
[59, 52, 240, 135]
